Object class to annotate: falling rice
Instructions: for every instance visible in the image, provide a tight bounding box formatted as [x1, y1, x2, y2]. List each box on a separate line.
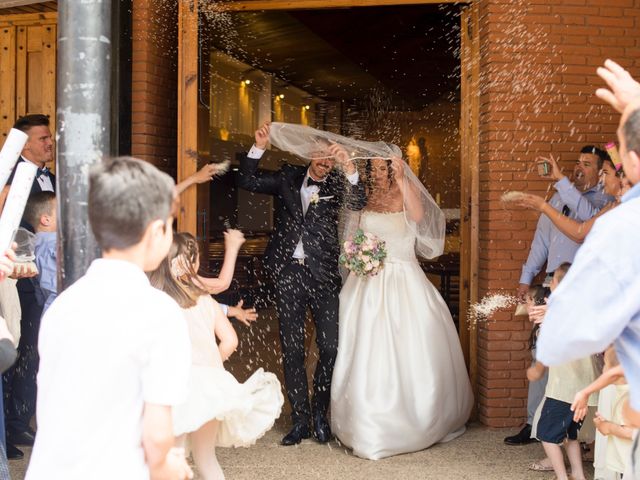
[469, 293, 519, 327]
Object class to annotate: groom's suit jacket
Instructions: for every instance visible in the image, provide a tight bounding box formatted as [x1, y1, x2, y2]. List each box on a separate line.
[237, 152, 367, 290]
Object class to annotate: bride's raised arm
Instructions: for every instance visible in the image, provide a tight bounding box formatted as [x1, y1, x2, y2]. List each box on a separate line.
[392, 156, 424, 222]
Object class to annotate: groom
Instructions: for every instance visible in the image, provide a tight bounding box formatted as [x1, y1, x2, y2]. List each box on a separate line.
[238, 122, 366, 445]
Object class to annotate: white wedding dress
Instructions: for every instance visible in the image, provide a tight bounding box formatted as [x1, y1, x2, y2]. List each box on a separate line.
[331, 211, 473, 460]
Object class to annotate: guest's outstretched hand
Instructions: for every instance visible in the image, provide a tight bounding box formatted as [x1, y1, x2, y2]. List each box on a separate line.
[192, 162, 229, 184]
[593, 412, 612, 436]
[528, 304, 547, 325]
[166, 447, 194, 479]
[232, 299, 258, 327]
[526, 362, 546, 382]
[512, 193, 545, 212]
[571, 389, 589, 422]
[0, 248, 15, 282]
[223, 229, 245, 252]
[596, 59, 640, 114]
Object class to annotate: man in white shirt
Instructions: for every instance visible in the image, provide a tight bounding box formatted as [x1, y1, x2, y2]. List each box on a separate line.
[26, 157, 192, 480]
[238, 122, 366, 446]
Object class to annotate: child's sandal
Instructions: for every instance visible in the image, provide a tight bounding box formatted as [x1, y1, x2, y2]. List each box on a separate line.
[527, 460, 554, 472]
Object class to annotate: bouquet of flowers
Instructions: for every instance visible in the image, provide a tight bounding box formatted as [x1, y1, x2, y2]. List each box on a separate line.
[339, 229, 387, 277]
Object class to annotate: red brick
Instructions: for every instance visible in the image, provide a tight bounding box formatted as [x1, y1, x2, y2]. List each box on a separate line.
[476, 0, 640, 426]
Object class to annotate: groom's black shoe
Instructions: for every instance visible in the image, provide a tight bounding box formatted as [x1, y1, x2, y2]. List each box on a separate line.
[313, 414, 332, 444]
[281, 423, 311, 446]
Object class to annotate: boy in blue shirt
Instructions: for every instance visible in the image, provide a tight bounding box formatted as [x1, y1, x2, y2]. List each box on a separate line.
[23, 192, 57, 313]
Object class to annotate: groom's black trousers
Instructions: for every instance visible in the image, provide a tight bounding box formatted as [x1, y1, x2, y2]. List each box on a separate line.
[274, 262, 339, 425]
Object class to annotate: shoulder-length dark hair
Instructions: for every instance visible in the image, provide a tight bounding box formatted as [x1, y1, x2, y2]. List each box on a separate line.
[148, 232, 208, 309]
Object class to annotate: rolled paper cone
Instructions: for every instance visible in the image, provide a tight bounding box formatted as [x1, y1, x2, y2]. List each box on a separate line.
[605, 142, 623, 170]
[0, 161, 38, 255]
[514, 303, 529, 316]
[0, 129, 29, 191]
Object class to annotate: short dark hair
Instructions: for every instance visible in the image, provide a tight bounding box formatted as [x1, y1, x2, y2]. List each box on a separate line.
[580, 145, 609, 169]
[13, 114, 50, 133]
[554, 262, 572, 284]
[23, 191, 56, 230]
[88, 156, 176, 251]
[623, 107, 640, 157]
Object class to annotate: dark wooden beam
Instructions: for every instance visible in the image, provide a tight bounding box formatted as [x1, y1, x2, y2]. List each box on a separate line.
[208, 0, 467, 12]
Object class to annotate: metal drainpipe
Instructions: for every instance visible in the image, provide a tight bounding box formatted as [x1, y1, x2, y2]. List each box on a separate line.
[56, 0, 111, 290]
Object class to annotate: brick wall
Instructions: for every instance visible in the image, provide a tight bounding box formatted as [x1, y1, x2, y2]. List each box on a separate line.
[477, 0, 640, 427]
[131, 0, 178, 175]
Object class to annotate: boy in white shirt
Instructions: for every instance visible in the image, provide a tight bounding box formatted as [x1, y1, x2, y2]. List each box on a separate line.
[26, 157, 193, 480]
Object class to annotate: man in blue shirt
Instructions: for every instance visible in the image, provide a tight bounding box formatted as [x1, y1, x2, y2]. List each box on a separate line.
[518, 146, 613, 297]
[537, 59, 640, 476]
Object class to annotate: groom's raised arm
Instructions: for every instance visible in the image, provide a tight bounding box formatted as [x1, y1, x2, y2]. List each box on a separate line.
[237, 122, 280, 196]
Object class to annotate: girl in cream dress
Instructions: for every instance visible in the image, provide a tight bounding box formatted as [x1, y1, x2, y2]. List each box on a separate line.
[150, 233, 283, 479]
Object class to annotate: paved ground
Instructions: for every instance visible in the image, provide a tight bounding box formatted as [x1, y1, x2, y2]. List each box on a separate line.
[9, 423, 594, 479]
[7, 310, 595, 478]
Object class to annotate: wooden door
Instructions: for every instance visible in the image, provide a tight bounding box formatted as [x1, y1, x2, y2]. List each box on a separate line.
[459, 2, 479, 390]
[177, 0, 465, 236]
[0, 12, 57, 151]
[177, 0, 199, 235]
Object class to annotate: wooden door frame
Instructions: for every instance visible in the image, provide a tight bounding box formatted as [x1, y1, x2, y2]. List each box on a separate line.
[176, 0, 480, 386]
[459, 1, 480, 405]
[177, 0, 199, 236]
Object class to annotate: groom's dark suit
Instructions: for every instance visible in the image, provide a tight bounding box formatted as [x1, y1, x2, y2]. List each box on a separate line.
[238, 152, 366, 428]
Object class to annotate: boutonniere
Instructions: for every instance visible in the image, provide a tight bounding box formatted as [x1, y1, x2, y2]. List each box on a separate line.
[309, 194, 334, 206]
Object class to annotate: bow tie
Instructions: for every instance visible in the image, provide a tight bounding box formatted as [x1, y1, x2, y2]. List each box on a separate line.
[306, 177, 324, 188]
[37, 167, 50, 177]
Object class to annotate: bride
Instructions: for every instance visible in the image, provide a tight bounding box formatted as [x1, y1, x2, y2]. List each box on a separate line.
[330, 155, 474, 460]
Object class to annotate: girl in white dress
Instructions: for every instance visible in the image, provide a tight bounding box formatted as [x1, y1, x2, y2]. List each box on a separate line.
[150, 233, 283, 480]
[331, 156, 473, 460]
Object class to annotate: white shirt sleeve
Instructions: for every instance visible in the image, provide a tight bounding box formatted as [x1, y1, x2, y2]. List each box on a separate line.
[141, 297, 191, 405]
[247, 145, 266, 159]
[536, 213, 633, 366]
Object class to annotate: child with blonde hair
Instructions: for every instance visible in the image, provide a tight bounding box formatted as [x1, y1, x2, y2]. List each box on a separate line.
[573, 347, 634, 479]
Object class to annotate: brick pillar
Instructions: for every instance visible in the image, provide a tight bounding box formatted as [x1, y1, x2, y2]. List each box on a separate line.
[476, 0, 640, 427]
[131, 0, 178, 175]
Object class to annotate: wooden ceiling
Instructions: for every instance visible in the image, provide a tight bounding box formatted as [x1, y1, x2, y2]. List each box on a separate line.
[203, 4, 461, 109]
[0, 1, 57, 14]
[1, 1, 461, 109]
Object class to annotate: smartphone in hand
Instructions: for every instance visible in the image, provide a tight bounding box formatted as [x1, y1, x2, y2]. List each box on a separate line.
[536, 160, 551, 177]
